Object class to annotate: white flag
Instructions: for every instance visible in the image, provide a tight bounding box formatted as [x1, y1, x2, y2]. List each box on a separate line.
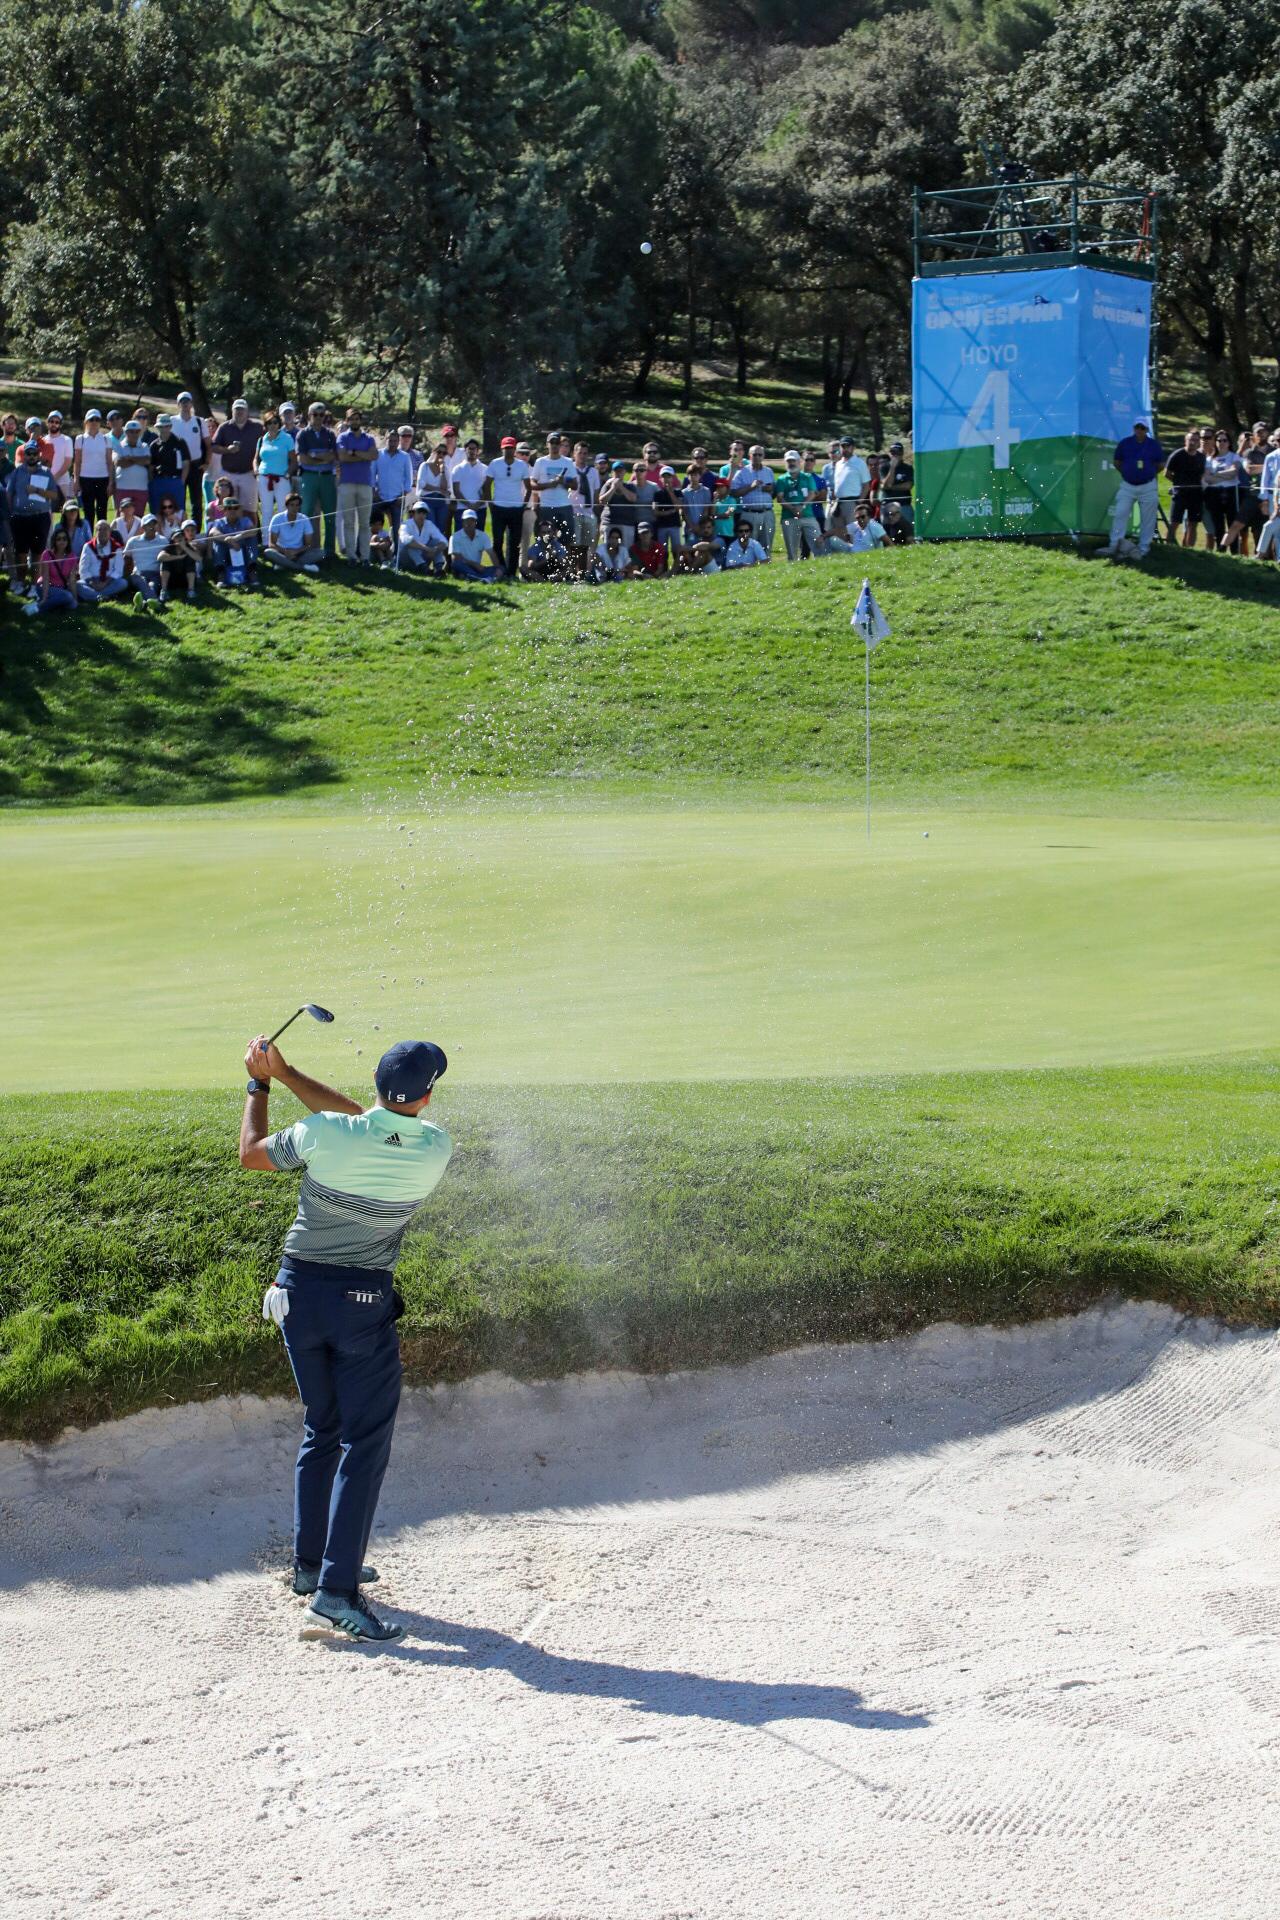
[851, 578, 890, 649]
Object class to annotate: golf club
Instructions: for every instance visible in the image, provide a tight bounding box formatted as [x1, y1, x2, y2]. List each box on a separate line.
[266, 1003, 335, 1048]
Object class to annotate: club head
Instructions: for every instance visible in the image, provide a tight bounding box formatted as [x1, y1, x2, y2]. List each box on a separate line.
[304, 1004, 335, 1024]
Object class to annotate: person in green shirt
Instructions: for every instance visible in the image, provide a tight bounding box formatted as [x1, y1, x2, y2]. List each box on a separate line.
[776, 450, 822, 561]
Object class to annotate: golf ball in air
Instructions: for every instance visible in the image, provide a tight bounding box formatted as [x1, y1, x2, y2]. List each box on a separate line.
[640, 241, 653, 255]
[923, 831, 930, 838]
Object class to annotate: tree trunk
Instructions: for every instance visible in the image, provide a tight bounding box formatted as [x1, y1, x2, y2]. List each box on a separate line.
[733, 315, 748, 392]
[633, 328, 656, 397]
[1229, 257, 1259, 427]
[71, 349, 85, 419]
[822, 333, 837, 413]
[407, 364, 420, 422]
[853, 329, 883, 448]
[226, 367, 245, 412]
[681, 236, 696, 412]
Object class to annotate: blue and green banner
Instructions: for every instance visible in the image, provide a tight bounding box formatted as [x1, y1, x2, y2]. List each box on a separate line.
[911, 266, 1152, 540]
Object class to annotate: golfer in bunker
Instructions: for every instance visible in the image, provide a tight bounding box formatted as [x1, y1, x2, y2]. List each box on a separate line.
[239, 1032, 452, 1642]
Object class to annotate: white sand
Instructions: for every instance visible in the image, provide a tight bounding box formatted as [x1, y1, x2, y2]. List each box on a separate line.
[3, 1301, 1279, 1920]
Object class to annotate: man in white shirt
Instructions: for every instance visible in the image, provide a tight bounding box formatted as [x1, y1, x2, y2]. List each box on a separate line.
[1259, 432, 1280, 516]
[448, 507, 500, 581]
[831, 436, 871, 533]
[171, 392, 210, 527]
[823, 502, 887, 554]
[1256, 505, 1280, 561]
[728, 445, 776, 552]
[44, 409, 74, 507]
[450, 439, 489, 531]
[264, 491, 320, 572]
[78, 520, 130, 601]
[724, 519, 770, 568]
[531, 431, 577, 546]
[397, 499, 448, 574]
[484, 435, 531, 578]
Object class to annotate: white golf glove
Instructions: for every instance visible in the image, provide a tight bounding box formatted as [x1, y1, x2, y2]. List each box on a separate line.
[262, 1284, 290, 1329]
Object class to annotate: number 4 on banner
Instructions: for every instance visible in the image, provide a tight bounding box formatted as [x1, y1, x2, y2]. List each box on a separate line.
[958, 368, 1022, 470]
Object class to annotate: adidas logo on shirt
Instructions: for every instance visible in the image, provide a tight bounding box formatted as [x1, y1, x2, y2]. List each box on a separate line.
[384, 1132, 403, 1146]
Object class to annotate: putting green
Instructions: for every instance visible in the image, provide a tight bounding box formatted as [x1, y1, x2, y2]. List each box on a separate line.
[5, 800, 1279, 1093]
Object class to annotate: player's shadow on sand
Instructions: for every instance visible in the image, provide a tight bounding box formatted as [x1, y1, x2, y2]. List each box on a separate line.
[376, 1609, 929, 1731]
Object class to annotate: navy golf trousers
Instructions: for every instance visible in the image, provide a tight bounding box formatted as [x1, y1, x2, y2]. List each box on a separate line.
[277, 1259, 402, 1596]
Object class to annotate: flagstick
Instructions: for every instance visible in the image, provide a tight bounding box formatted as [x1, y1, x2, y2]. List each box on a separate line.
[865, 642, 872, 841]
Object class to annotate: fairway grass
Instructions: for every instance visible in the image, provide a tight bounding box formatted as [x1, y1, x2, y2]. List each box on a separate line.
[4, 803, 1280, 1092]
[4, 1064, 1279, 1441]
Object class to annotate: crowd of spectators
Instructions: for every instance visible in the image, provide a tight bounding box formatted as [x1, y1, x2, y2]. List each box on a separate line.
[0, 396, 916, 616]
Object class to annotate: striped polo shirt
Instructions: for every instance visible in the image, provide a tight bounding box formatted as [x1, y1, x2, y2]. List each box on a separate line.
[266, 1106, 453, 1272]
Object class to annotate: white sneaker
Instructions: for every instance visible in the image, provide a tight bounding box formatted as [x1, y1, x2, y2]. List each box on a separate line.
[303, 563, 319, 574]
[23, 600, 39, 617]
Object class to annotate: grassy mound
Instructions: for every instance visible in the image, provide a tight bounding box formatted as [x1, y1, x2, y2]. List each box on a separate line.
[3, 542, 1280, 811]
[4, 1065, 1279, 1440]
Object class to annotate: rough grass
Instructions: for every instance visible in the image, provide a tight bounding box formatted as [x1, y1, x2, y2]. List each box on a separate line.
[4, 541, 1280, 812]
[4, 1065, 1280, 1440]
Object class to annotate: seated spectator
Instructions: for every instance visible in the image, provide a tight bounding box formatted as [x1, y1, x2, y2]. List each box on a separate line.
[78, 520, 130, 602]
[158, 522, 202, 602]
[629, 521, 668, 578]
[823, 501, 887, 553]
[675, 506, 723, 574]
[208, 498, 261, 588]
[124, 512, 168, 603]
[24, 524, 79, 618]
[148, 415, 189, 515]
[449, 507, 500, 580]
[880, 501, 913, 546]
[724, 518, 769, 568]
[58, 499, 90, 561]
[593, 526, 634, 581]
[369, 506, 395, 566]
[264, 491, 320, 572]
[523, 520, 574, 582]
[1256, 501, 1280, 561]
[397, 499, 448, 573]
[206, 476, 237, 524]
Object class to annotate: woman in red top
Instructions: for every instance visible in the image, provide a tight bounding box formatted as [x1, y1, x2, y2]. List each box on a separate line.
[25, 525, 79, 617]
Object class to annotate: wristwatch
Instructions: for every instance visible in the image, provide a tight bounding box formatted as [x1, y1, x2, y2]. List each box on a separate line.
[246, 1077, 271, 1094]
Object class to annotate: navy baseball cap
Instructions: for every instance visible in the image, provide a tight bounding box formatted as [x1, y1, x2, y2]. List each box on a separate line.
[375, 1039, 447, 1105]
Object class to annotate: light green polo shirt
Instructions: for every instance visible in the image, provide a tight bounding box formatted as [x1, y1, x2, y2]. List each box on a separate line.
[266, 1106, 452, 1271]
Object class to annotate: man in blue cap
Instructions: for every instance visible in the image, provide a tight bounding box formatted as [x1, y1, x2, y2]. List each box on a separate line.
[239, 1032, 453, 1641]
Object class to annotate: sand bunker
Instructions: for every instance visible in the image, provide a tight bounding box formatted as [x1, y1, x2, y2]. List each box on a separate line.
[3, 1301, 1279, 1919]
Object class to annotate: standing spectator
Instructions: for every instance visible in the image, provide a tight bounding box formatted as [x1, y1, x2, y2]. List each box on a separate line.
[723, 519, 769, 568]
[450, 438, 488, 532]
[278, 400, 301, 443]
[57, 499, 90, 561]
[831, 437, 871, 533]
[569, 444, 598, 559]
[124, 512, 168, 603]
[24, 415, 54, 466]
[1103, 419, 1165, 559]
[718, 439, 747, 491]
[373, 427, 415, 544]
[335, 407, 377, 563]
[1260, 431, 1280, 519]
[396, 499, 448, 574]
[484, 435, 531, 578]
[629, 521, 668, 578]
[439, 422, 464, 485]
[413, 442, 452, 537]
[172, 393, 210, 528]
[516, 440, 539, 566]
[131, 405, 156, 444]
[73, 409, 113, 525]
[1200, 430, 1243, 552]
[212, 398, 263, 516]
[1164, 430, 1205, 548]
[881, 441, 914, 529]
[148, 415, 190, 516]
[640, 440, 663, 483]
[264, 491, 320, 573]
[776, 449, 821, 561]
[254, 412, 295, 531]
[531, 432, 577, 546]
[729, 446, 776, 552]
[652, 467, 684, 561]
[448, 507, 500, 581]
[296, 402, 338, 560]
[6, 442, 56, 595]
[208, 497, 261, 587]
[44, 409, 74, 508]
[598, 460, 638, 554]
[23, 524, 80, 618]
[1, 412, 21, 470]
[112, 418, 151, 515]
[78, 519, 130, 602]
[1227, 422, 1272, 554]
[680, 461, 713, 544]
